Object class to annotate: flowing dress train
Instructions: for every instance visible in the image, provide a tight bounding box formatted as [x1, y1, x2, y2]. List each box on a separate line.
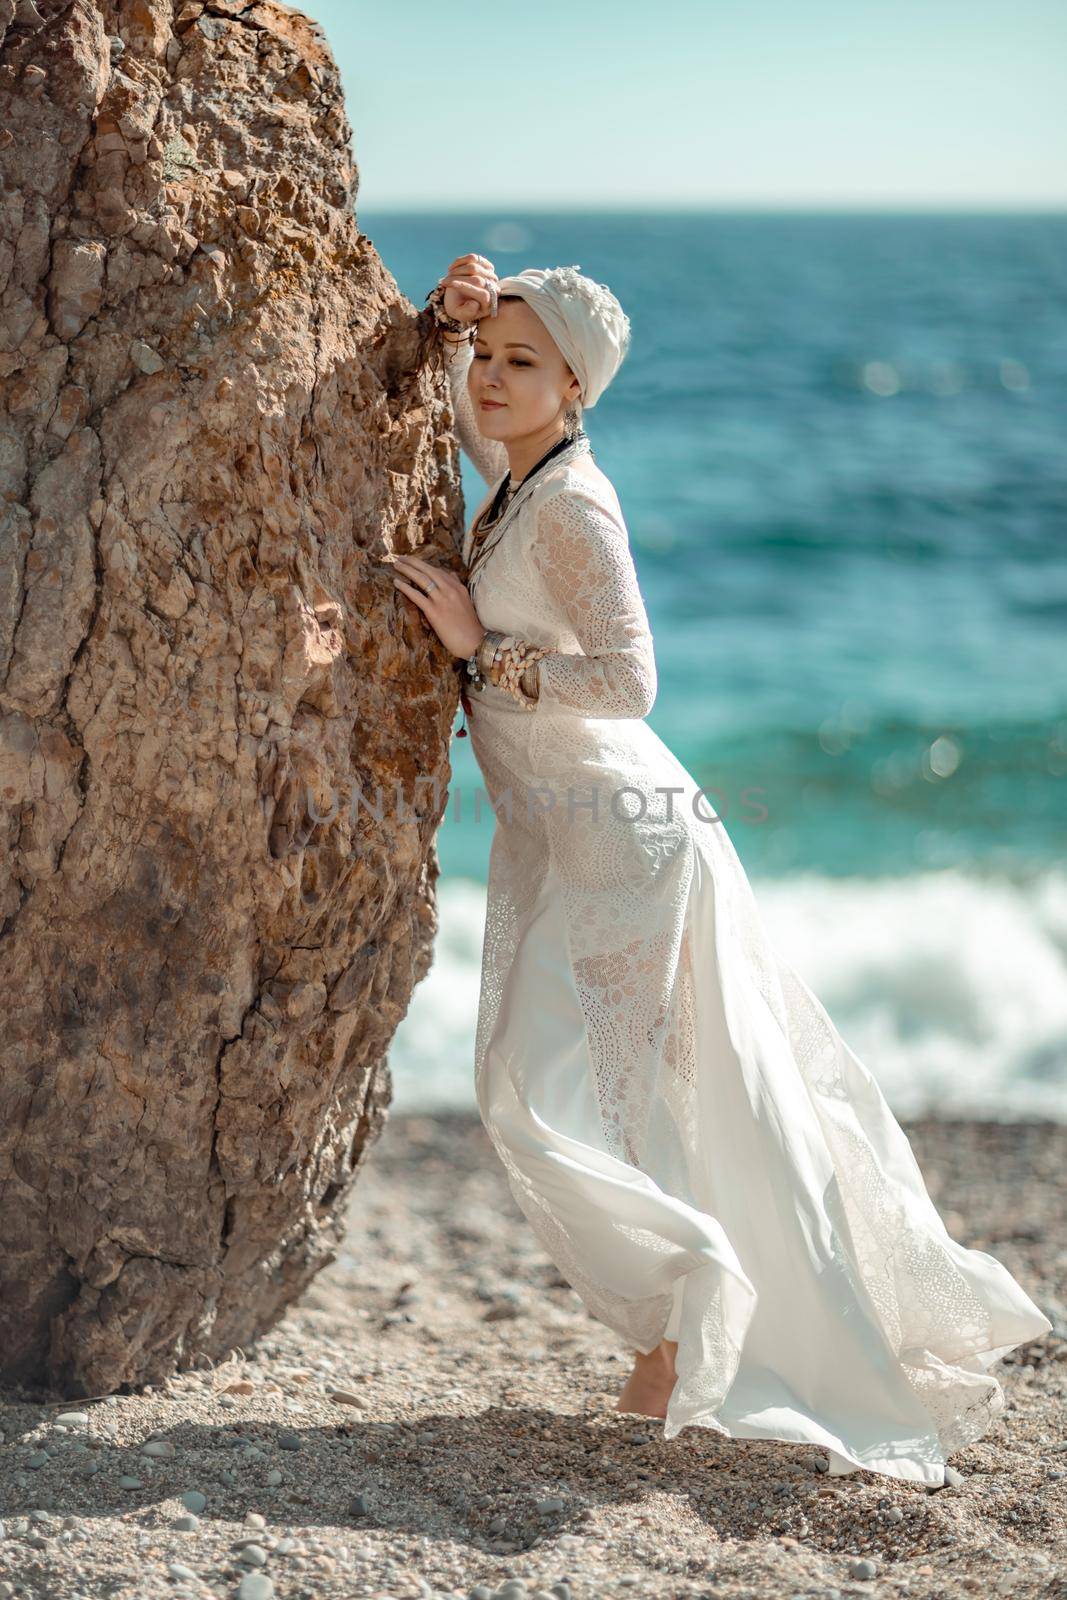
[440, 336, 1051, 1485]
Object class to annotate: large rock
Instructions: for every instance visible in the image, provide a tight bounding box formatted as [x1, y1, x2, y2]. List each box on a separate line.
[0, 0, 463, 1393]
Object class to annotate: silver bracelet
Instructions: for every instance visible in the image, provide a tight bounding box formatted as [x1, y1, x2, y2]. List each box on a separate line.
[464, 648, 485, 689]
[465, 629, 497, 690]
[519, 659, 540, 702]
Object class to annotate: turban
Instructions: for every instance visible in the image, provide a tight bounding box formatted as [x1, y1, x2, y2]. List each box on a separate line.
[491, 264, 631, 411]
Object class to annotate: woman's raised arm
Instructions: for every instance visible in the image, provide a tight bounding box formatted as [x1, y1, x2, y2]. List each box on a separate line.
[439, 333, 511, 490]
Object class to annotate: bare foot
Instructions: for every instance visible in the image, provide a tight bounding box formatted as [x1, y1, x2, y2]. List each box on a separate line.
[614, 1338, 678, 1418]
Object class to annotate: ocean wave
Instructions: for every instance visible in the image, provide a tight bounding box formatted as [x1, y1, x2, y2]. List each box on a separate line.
[388, 867, 1067, 1125]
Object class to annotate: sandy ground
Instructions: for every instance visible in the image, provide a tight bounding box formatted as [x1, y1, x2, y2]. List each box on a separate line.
[1, 1109, 1064, 1600]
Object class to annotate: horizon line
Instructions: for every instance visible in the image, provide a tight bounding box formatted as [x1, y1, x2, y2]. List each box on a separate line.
[357, 201, 1067, 217]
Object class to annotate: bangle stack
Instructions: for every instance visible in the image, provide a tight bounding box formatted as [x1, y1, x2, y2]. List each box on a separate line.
[471, 629, 549, 708]
[416, 283, 474, 380]
[425, 283, 474, 342]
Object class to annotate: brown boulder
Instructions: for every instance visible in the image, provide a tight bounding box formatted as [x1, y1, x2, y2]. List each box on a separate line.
[0, 0, 462, 1393]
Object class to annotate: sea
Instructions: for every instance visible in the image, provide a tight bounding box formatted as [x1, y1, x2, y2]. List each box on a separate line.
[358, 210, 1067, 1123]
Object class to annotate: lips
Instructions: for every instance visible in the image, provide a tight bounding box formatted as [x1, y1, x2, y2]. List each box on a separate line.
[479, 400, 506, 409]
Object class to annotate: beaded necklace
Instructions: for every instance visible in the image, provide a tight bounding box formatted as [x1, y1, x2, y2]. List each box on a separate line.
[457, 429, 590, 739]
[465, 429, 589, 596]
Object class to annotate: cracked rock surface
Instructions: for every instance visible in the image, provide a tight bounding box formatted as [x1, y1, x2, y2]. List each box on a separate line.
[0, 0, 465, 1393]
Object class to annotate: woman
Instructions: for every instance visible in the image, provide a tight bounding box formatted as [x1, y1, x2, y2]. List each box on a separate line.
[387, 253, 1050, 1484]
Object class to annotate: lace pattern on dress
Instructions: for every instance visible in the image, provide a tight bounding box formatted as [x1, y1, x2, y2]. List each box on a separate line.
[529, 492, 658, 720]
[691, 818, 1022, 1459]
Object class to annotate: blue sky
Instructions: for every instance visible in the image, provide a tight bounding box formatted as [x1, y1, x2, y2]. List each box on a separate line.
[312, 0, 1066, 211]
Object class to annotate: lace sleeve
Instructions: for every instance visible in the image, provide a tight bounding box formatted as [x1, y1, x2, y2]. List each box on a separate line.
[527, 487, 657, 719]
[440, 335, 510, 490]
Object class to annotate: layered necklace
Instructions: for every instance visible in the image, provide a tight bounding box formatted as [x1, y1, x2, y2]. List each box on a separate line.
[465, 428, 589, 596]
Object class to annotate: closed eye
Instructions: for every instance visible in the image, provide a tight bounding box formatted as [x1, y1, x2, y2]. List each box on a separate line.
[472, 354, 531, 367]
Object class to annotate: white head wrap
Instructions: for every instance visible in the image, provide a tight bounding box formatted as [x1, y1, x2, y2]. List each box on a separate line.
[492, 264, 631, 411]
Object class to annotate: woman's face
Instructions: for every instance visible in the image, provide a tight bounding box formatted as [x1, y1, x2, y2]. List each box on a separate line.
[470, 297, 581, 445]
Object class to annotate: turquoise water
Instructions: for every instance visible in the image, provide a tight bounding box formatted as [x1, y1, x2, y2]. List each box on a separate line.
[361, 210, 1067, 1118]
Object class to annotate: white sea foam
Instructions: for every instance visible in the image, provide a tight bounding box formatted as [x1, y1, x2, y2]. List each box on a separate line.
[387, 867, 1067, 1122]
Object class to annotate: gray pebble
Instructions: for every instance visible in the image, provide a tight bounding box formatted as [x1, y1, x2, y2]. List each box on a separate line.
[466, 1590, 493, 1600]
[535, 1496, 564, 1514]
[27, 1452, 49, 1469]
[848, 1557, 879, 1579]
[277, 1431, 302, 1450]
[54, 1412, 90, 1427]
[236, 1576, 274, 1600]
[181, 1491, 207, 1513]
[265, 1469, 283, 1486]
[167, 1563, 198, 1582]
[173, 1514, 199, 1532]
[238, 1543, 268, 1566]
[245, 1513, 266, 1528]
[118, 1476, 142, 1489]
[142, 1440, 175, 1457]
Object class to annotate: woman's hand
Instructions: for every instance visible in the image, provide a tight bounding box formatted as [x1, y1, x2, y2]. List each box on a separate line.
[383, 553, 487, 660]
[439, 253, 500, 329]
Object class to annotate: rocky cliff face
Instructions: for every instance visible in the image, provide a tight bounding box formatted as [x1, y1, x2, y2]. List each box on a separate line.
[0, 0, 463, 1393]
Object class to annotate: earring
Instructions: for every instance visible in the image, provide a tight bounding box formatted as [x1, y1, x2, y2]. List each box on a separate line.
[564, 400, 583, 441]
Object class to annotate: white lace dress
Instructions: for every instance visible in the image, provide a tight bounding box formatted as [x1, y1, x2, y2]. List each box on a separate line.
[441, 336, 1051, 1484]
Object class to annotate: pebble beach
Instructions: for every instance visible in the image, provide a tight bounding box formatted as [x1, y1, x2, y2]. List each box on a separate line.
[1, 1110, 1063, 1600]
